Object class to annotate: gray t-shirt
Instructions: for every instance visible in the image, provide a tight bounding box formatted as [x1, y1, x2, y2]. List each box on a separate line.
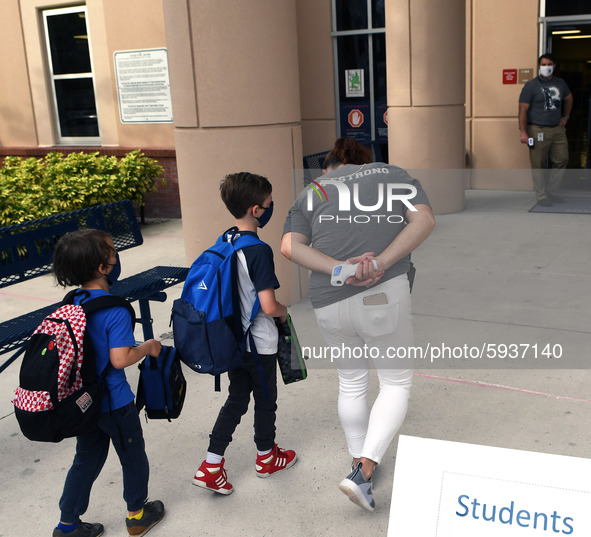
[283, 162, 430, 308]
[519, 76, 570, 127]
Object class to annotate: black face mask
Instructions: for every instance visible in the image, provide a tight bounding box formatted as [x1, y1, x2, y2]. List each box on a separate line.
[256, 201, 274, 228]
[107, 253, 121, 285]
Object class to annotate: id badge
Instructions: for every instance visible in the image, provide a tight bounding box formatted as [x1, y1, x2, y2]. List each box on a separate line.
[537, 132, 544, 142]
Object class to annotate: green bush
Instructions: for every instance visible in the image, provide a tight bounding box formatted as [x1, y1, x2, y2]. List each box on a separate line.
[0, 150, 163, 226]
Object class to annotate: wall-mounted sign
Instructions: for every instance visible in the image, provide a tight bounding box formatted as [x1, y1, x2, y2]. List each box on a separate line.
[388, 436, 591, 536]
[348, 108, 364, 128]
[503, 69, 518, 84]
[346, 69, 365, 97]
[113, 48, 173, 124]
[519, 68, 534, 84]
[376, 101, 388, 142]
[340, 102, 370, 142]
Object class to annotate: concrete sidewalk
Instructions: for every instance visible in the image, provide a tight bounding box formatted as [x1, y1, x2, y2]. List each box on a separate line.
[1, 190, 591, 537]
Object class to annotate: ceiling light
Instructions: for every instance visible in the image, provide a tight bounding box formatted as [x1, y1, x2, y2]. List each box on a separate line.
[552, 29, 581, 35]
[562, 34, 591, 39]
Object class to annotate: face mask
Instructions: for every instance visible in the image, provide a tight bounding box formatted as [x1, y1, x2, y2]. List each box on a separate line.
[539, 65, 554, 78]
[107, 253, 121, 285]
[256, 201, 274, 228]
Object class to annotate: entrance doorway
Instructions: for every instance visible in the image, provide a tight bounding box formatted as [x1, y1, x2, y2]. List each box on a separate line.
[542, 16, 591, 191]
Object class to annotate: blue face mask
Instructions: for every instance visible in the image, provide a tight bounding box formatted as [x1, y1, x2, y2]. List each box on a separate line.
[256, 201, 274, 228]
[107, 253, 121, 285]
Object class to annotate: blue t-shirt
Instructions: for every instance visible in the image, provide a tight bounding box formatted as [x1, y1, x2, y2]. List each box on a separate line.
[75, 289, 136, 412]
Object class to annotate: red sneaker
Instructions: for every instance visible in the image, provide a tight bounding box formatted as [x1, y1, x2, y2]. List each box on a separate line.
[255, 444, 297, 478]
[192, 459, 233, 494]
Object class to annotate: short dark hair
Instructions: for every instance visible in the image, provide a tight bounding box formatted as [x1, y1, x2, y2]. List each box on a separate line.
[219, 172, 272, 219]
[53, 229, 114, 287]
[539, 53, 556, 65]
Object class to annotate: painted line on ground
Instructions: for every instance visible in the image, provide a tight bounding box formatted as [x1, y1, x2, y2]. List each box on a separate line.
[415, 373, 591, 404]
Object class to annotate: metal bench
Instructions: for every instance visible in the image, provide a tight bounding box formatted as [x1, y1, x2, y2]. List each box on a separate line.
[0, 200, 188, 373]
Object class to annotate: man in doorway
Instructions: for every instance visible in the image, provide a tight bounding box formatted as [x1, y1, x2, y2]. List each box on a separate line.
[518, 53, 573, 206]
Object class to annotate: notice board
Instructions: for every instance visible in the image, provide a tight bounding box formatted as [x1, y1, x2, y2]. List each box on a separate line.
[113, 48, 173, 124]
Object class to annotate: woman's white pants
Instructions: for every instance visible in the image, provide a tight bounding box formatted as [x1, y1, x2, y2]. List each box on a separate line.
[314, 275, 414, 464]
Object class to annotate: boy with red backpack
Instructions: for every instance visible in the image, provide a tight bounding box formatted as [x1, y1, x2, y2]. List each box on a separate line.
[50, 230, 165, 537]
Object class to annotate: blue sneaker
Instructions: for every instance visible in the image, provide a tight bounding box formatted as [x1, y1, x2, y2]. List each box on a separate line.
[338, 462, 375, 512]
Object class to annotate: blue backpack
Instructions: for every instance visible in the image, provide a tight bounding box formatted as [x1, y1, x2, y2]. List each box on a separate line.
[136, 346, 186, 421]
[171, 227, 264, 390]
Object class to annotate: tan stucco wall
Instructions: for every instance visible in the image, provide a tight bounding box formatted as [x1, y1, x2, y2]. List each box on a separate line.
[164, 0, 304, 305]
[185, 1, 301, 128]
[387, 0, 466, 214]
[0, 1, 37, 146]
[468, 0, 539, 189]
[296, 0, 337, 156]
[11, 0, 174, 148]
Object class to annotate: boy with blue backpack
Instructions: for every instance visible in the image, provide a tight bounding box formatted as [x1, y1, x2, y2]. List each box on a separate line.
[192, 172, 297, 494]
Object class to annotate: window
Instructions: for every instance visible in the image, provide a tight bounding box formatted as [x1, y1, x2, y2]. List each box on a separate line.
[332, 0, 387, 150]
[43, 6, 100, 144]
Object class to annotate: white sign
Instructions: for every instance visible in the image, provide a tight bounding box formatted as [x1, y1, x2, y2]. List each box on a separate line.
[389, 436, 591, 536]
[345, 69, 364, 97]
[113, 48, 173, 124]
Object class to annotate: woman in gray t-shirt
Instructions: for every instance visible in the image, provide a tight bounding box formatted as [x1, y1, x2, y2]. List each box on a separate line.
[281, 138, 435, 512]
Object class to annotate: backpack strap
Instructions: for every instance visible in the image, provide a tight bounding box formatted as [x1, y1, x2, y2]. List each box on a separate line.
[63, 289, 136, 329]
[82, 295, 136, 330]
[234, 244, 269, 400]
[62, 288, 84, 305]
[231, 230, 265, 320]
[63, 290, 136, 388]
[223, 226, 265, 251]
[235, 249, 261, 322]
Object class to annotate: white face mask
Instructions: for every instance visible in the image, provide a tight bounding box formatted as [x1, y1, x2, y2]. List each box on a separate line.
[539, 65, 554, 78]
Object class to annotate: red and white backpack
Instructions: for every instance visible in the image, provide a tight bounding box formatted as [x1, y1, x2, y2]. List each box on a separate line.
[13, 290, 134, 442]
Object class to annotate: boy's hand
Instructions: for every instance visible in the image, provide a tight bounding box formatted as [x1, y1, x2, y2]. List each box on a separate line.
[110, 339, 162, 369]
[147, 339, 163, 357]
[258, 288, 288, 320]
[274, 316, 290, 333]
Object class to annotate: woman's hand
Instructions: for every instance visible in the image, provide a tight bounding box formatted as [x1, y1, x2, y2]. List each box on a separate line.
[344, 254, 385, 287]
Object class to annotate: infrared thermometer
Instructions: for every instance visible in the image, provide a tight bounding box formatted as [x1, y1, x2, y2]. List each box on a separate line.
[331, 260, 379, 286]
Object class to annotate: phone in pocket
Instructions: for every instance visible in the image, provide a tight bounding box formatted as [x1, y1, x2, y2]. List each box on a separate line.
[363, 292, 388, 306]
